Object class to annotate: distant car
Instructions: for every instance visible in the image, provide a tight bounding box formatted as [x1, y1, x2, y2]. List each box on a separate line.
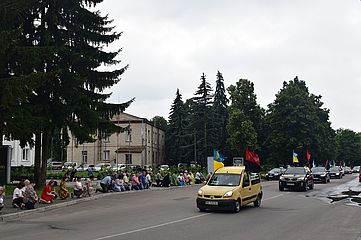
[48, 161, 63, 170]
[160, 164, 169, 171]
[94, 163, 112, 171]
[112, 164, 126, 172]
[352, 166, 360, 173]
[344, 166, 352, 174]
[265, 168, 285, 180]
[279, 167, 314, 191]
[329, 166, 342, 179]
[76, 164, 94, 172]
[62, 162, 78, 171]
[311, 167, 330, 183]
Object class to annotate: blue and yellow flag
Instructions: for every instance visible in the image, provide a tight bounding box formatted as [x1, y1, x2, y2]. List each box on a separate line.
[293, 150, 299, 163]
[213, 150, 225, 171]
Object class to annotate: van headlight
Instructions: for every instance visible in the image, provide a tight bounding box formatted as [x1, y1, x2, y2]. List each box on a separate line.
[223, 191, 233, 198]
[280, 176, 285, 180]
[335, 173, 339, 175]
[198, 190, 203, 196]
[297, 177, 305, 181]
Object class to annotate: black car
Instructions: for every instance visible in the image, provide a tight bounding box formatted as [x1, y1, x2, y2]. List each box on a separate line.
[279, 167, 314, 191]
[311, 167, 330, 183]
[329, 166, 343, 179]
[265, 168, 285, 180]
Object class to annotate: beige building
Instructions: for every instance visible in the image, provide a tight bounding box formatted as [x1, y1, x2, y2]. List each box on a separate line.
[67, 113, 165, 167]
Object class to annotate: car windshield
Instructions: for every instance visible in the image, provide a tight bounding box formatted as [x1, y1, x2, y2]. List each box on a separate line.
[330, 167, 339, 172]
[269, 168, 280, 173]
[312, 167, 325, 173]
[284, 168, 305, 175]
[208, 173, 241, 186]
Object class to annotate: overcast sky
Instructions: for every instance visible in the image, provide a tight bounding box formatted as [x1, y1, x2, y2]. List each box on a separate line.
[97, 0, 361, 132]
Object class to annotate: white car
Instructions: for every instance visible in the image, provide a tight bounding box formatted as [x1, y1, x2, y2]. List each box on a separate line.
[62, 162, 78, 171]
[112, 164, 126, 172]
[94, 163, 112, 171]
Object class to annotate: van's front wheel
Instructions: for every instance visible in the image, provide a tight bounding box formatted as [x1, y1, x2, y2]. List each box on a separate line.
[253, 195, 262, 207]
[234, 199, 241, 213]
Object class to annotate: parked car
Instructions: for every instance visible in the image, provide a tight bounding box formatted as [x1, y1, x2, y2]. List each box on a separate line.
[311, 167, 330, 183]
[352, 166, 360, 173]
[344, 166, 352, 174]
[265, 167, 285, 180]
[329, 166, 343, 179]
[62, 162, 77, 171]
[112, 164, 126, 172]
[48, 161, 63, 170]
[76, 164, 94, 172]
[279, 167, 314, 191]
[94, 163, 112, 171]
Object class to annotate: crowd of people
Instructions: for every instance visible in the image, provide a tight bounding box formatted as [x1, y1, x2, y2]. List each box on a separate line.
[0, 168, 206, 212]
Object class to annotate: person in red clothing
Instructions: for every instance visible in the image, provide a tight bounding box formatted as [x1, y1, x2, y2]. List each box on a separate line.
[40, 180, 57, 204]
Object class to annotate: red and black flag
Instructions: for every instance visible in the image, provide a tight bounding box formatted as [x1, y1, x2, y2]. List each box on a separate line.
[245, 147, 261, 173]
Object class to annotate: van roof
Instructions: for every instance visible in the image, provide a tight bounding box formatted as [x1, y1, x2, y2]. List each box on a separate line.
[215, 166, 245, 174]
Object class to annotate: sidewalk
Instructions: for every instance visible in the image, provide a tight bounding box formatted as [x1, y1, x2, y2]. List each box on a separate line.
[0, 184, 193, 222]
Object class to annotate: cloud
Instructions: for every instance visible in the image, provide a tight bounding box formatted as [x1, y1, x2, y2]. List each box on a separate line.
[98, 0, 361, 131]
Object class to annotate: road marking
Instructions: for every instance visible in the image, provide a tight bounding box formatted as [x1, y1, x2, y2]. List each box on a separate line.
[91, 193, 288, 240]
[263, 193, 288, 201]
[91, 213, 212, 240]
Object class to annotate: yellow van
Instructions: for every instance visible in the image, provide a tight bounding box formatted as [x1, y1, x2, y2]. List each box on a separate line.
[196, 166, 262, 212]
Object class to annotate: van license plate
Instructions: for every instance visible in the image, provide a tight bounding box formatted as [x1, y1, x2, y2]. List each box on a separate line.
[205, 201, 218, 205]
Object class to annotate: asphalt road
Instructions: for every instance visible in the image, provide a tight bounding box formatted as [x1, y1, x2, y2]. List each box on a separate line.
[1, 174, 361, 240]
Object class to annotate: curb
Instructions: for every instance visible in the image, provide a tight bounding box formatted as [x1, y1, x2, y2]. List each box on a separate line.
[0, 185, 195, 222]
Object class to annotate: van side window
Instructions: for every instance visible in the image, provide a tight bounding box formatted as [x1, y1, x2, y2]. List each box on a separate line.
[242, 173, 250, 187]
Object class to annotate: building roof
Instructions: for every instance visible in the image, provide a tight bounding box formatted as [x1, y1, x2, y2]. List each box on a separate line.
[115, 146, 145, 153]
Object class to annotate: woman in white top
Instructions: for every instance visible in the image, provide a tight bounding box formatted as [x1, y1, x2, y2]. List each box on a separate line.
[12, 181, 25, 208]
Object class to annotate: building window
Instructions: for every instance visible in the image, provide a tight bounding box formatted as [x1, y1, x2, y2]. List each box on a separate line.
[10, 148, 14, 162]
[82, 151, 88, 163]
[148, 130, 150, 143]
[103, 150, 110, 161]
[125, 154, 132, 164]
[102, 132, 110, 143]
[22, 148, 29, 161]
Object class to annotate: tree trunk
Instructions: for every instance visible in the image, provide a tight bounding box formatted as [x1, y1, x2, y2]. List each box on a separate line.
[38, 130, 50, 189]
[34, 131, 42, 187]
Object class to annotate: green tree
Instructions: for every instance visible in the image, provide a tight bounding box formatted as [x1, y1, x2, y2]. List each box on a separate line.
[191, 73, 214, 166]
[212, 71, 229, 153]
[335, 129, 360, 167]
[166, 89, 189, 164]
[227, 79, 263, 157]
[3, 0, 133, 188]
[265, 76, 334, 167]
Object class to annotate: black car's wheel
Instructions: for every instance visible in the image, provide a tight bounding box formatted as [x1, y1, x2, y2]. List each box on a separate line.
[279, 185, 284, 191]
[234, 199, 241, 213]
[198, 208, 206, 212]
[253, 195, 262, 207]
[327, 176, 330, 183]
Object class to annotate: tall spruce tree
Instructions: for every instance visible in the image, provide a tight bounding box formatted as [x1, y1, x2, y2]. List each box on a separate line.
[191, 73, 214, 166]
[166, 89, 188, 164]
[212, 71, 229, 153]
[11, 0, 133, 188]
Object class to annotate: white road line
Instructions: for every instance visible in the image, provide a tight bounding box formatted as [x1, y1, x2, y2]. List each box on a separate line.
[263, 193, 288, 201]
[91, 193, 287, 240]
[92, 213, 212, 240]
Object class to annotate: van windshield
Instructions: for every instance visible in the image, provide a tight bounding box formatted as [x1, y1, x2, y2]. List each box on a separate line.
[208, 173, 241, 186]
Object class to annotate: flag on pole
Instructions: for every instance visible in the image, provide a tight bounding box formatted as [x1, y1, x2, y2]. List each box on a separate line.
[293, 150, 299, 163]
[213, 150, 225, 171]
[245, 147, 261, 172]
[306, 150, 311, 161]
